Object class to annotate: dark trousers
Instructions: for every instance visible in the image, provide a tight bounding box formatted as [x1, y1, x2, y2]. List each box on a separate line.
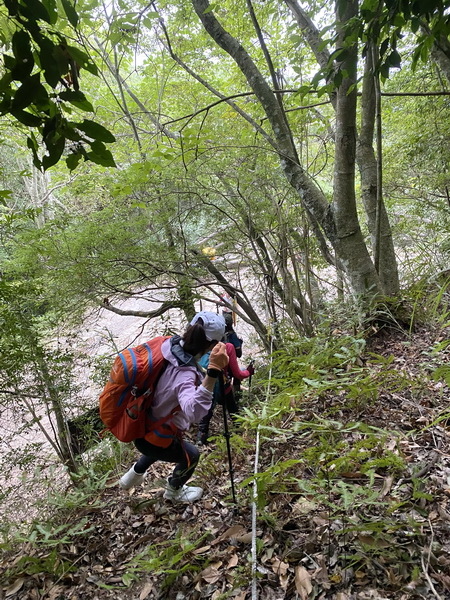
[133, 438, 200, 489]
[198, 386, 238, 436]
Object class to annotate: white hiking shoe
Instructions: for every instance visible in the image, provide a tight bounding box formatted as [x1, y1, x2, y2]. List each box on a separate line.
[163, 479, 203, 503]
[119, 465, 145, 490]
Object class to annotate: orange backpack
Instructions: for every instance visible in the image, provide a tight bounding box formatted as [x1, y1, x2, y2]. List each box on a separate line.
[99, 336, 170, 443]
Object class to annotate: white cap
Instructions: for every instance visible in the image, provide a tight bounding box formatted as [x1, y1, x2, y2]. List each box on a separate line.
[190, 311, 226, 342]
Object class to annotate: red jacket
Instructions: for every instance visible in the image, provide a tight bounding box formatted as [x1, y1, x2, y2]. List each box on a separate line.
[225, 343, 250, 381]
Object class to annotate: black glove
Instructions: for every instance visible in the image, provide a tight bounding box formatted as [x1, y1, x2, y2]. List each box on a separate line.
[247, 362, 255, 376]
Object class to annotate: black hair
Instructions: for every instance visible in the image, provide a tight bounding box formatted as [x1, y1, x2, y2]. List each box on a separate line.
[182, 319, 213, 356]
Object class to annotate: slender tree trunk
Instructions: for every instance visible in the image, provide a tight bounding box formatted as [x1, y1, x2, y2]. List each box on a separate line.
[165, 222, 197, 321]
[431, 36, 450, 83]
[32, 346, 79, 474]
[285, 0, 399, 297]
[332, 0, 381, 299]
[356, 47, 400, 295]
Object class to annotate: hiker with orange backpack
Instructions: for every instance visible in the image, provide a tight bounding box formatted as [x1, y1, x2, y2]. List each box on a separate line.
[114, 312, 228, 503]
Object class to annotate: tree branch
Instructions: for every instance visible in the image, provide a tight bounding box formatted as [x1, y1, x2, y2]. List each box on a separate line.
[100, 299, 186, 318]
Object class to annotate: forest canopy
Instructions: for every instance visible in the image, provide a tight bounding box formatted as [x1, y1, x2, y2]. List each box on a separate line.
[1, 1, 450, 597]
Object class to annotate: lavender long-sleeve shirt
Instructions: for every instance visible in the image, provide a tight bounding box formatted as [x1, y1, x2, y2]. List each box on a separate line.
[150, 337, 213, 431]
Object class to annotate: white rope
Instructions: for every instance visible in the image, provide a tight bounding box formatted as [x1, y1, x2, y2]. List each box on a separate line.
[251, 334, 274, 600]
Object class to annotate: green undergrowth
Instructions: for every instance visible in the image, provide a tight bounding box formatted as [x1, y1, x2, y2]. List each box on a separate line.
[2, 315, 449, 598]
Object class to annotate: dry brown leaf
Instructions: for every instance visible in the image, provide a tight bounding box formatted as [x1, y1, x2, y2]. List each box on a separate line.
[233, 533, 253, 544]
[139, 582, 153, 600]
[272, 558, 289, 576]
[340, 471, 365, 479]
[200, 564, 222, 584]
[379, 475, 394, 498]
[234, 591, 247, 600]
[5, 578, 25, 597]
[212, 525, 247, 545]
[46, 586, 68, 600]
[193, 545, 211, 555]
[295, 566, 312, 599]
[280, 572, 290, 590]
[227, 553, 239, 568]
[336, 593, 349, 600]
[292, 497, 317, 516]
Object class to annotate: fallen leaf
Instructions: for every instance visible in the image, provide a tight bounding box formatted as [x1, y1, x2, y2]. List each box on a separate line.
[193, 545, 211, 555]
[233, 533, 253, 544]
[5, 579, 25, 597]
[340, 471, 365, 478]
[200, 564, 222, 584]
[139, 582, 153, 600]
[272, 558, 289, 576]
[379, 475, 394, 498]
[292, 497, 317, 516]
[280, 572, 290, 590]
[212, 525, 247, 545]
[358, 534, 390, 548]
[295, 566, 312, 599]
[227, 553, 239, 568]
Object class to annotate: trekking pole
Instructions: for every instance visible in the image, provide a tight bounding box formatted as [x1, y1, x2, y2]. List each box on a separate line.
[248, 360, 254, 402]
[219, 374, 238, 507]
[248, 360, 254, 388]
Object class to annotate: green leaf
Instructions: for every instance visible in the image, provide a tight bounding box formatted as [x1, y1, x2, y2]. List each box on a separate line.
[290, 34, 303, 46]
[12, 30, 33, 63]
[3, 54, 16, 71]
[64, 46, 98, 76]
[76, 119, 115, 143]
[10, 108, 42, 127]
[22, 0, 51, 22]
[303, 377, 322, 388]
[58, 90, 94, 112]
[387, 49, 401, 68]
[0, 190, 13, 204]
[66, 151, 83, 171]
[379, 38, 389, 58]
[61, 0, 78, 27]
[318, 38, 332, 52]
[38, 39, 62, 87]
[9, 35, 35, 80]
[86, 149, 116, 168]
[0, 72, 12, 96]
[12, 74, 42, 110]
[360, 0, 378, 11]
[203, 3, 218, 14]
[42, 135, 66, 170]
[411, 16, 421, 33]
[41, 0, 58, 24]
[379, 62, 390, 79]
[3, 0, 18, 17]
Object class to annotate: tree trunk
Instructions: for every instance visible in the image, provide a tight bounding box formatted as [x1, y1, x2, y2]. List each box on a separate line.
[356, 46, 400, 295]
[331, 0, 381, 298]
[286, 0, 399, 297]
[190, 0, 382, 300]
